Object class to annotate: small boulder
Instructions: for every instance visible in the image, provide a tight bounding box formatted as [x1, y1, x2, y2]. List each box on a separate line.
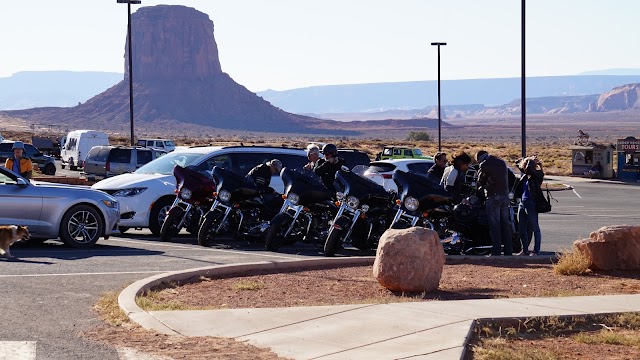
[574, 225, 640, 270]
[373, 227, 445, 292]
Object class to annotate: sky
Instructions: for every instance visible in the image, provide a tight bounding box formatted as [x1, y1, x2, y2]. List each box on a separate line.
[1, 0, 639, 92]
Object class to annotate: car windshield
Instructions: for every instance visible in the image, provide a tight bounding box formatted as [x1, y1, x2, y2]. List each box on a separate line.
[134, 152, 204, 175]
[413, 149, 423, 156]
[165, 141, 176, 147]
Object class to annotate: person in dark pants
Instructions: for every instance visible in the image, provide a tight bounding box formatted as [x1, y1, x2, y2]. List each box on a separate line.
[314, 143, 346, 193]
[427, 151, 447, 183]
[476, 150, 512, 256]
[514, 156, 544, 256]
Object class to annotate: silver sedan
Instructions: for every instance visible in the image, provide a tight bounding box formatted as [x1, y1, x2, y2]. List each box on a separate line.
[0, 166, 120, 248]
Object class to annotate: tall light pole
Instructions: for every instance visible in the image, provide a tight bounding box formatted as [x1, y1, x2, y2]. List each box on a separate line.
[117, 0, 141, 146]
[431, 42, 446, 152]
[521, 0, 526, 157]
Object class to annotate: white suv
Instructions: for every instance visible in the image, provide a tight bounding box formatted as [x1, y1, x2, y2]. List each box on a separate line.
[363, 158, 435, 192]
[92, 145, 308, 235]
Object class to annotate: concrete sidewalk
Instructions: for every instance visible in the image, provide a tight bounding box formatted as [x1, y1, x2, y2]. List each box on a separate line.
[119, 258, 640, 360]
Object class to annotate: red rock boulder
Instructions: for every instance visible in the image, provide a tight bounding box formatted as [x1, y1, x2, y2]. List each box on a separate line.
[373, 227, 445, 292]
[574, 225, 640, 270]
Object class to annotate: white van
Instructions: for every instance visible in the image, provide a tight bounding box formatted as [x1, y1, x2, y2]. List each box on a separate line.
[61, 130, 109, 170]
[136, 138, 176, 152]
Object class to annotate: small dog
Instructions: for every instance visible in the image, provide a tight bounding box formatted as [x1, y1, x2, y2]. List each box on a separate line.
[0, 225, 30, 258]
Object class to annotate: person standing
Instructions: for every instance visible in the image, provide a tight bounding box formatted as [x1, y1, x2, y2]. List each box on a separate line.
[440, 151, 471, 202]
[514, 156, 544, 256]
[4, 141, 33, 179]
[427, 152, 447, 183]
[475, 150, 512, 256]
[314, 143, 346, 193]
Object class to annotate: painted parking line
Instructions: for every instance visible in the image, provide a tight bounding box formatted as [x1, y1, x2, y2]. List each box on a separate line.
[0, 341, 36, 360]
[0, 271, 166, 278]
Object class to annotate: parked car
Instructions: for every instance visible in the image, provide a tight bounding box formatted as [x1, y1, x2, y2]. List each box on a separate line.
[337, 148, 371, 167]
[136, 138, 176, 152]
[61, 130, 110, 170]
[83, 146, 166, 178]
[375, 146, 432, 161]
[0, 166, 120, 248]
[364, 158, 435, 192]
[0, 140, 57, 175]
[92, 145, 309, 235]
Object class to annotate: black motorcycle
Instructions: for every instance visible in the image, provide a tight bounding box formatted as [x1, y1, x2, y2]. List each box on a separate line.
[389, 169, 453, 230]
[160, 165, 216, 242]
[323, 166, 395, 256]
[264, 168, 336, 252]
[197, 166, 274, 247]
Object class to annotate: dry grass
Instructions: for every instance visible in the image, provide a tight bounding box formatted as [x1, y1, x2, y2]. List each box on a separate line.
[552, 247, 591, 275]
[471, 338, 561, 360]
[575, 330, 640, 347]
[94, 291, 133, 327]
[136, 289, 194, 311]
[232, 280, 265, 291]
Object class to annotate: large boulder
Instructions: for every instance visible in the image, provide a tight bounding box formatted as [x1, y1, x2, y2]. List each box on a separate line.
[574, 225, 640, 270]
[373, 227, 445, 292]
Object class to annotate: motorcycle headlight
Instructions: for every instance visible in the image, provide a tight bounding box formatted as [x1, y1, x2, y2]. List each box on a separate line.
[361, 204, 370, 213]
[179, 188, 192, 200]
[404, 196, 419, 212]
[219, 189, 232, 202]
[336, 192, 346, 201]
[508, 192, 514, 200]
[111, 187, 147, 197]
[287, 193, 300, 206]
[347, 196, 360, 209]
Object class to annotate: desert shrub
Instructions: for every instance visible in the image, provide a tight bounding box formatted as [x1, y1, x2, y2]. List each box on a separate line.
[407, 131, 431, 142]
[553, 247, 591, 275]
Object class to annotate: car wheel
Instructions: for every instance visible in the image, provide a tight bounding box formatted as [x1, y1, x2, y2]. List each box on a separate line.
[149, 197, 175, 236]
[44, 163, 56, 175]
[59, 204, 103, 248]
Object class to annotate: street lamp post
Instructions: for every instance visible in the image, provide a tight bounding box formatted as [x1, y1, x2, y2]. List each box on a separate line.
[431, 42, 446, 152]
[521, 0, 526, 157]
[117, 0, 141, 146]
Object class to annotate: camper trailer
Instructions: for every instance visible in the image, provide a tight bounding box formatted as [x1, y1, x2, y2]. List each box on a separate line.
[61, 130, 109, 170]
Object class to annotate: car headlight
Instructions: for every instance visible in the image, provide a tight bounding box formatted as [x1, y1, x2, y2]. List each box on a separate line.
[347, 196, 360, 209]
[180, 188, 192, 200]
[404, 196, 419, 211]
[111, 187, 147, 197]
[287, 193, 300, 206]
[336, 192, 346, 201]
[219, 189, 232, 202]
[102, 199, 119, 209]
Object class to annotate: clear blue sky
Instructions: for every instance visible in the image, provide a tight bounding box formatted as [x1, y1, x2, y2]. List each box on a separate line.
[1, 0, 637, 92]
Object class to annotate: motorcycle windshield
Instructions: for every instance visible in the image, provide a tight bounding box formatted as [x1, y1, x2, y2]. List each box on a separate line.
[173, 165, 216, 199]
[393, 170, 451, 209]
[211, 166, 260, 201]
[335, 167, 388, 201]
[281, 167, 333, 205]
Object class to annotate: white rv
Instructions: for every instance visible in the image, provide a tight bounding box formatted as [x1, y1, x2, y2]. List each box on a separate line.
[61, 130, 109, 170]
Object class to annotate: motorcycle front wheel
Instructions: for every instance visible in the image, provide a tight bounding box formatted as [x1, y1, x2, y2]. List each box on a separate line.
[198, 210, 224, 247]
[264, 213, 292, 252]
[323, 226, 344, 257]
[160, 208, 183, 242]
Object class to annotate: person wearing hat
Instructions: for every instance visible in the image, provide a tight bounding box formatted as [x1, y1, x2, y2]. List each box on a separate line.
[303, 144, 321, 170]
[245, 159, 282, 193]
[4, 141, 33, 179]
[314, 143, 346, 193]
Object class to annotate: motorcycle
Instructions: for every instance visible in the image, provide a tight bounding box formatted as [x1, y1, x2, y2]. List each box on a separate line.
[197, 166, 277, 247]
[264, 168, 336, 252]
[389, 169, 453, 231]
[323, 166, 395, 256]
[160, 165, 216, 242]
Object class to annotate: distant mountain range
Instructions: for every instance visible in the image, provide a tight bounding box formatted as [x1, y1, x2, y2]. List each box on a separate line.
[0, 71, 122, 110]
[4, 69, 640, 116]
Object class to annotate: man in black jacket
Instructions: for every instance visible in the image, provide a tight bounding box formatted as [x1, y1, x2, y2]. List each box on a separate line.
[314, 144, 346, 193]
[476, 150, 512, 256]
[427, 151, 447, 183]
[246, 159, 283, 193]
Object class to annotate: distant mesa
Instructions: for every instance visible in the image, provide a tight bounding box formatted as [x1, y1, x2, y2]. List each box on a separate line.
[2, 5, 349, 134]
[594, 83, 640, 111]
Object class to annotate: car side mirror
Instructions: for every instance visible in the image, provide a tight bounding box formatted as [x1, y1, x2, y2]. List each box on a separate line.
[16, 178, 29, 188]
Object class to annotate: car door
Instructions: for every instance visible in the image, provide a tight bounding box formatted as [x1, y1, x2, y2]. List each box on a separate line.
[136, 149, 153, 169]
[0, 168, 44, 231]
[108, 148, 132, 175]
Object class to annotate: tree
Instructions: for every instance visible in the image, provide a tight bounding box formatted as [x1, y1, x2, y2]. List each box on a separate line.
[407, 131, 431, 142]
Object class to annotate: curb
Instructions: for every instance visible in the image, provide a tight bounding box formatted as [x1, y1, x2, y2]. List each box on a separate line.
[118, 257, 375, 335]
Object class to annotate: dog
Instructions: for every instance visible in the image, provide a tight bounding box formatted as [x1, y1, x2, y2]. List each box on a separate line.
[0, 225, 30, 258]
